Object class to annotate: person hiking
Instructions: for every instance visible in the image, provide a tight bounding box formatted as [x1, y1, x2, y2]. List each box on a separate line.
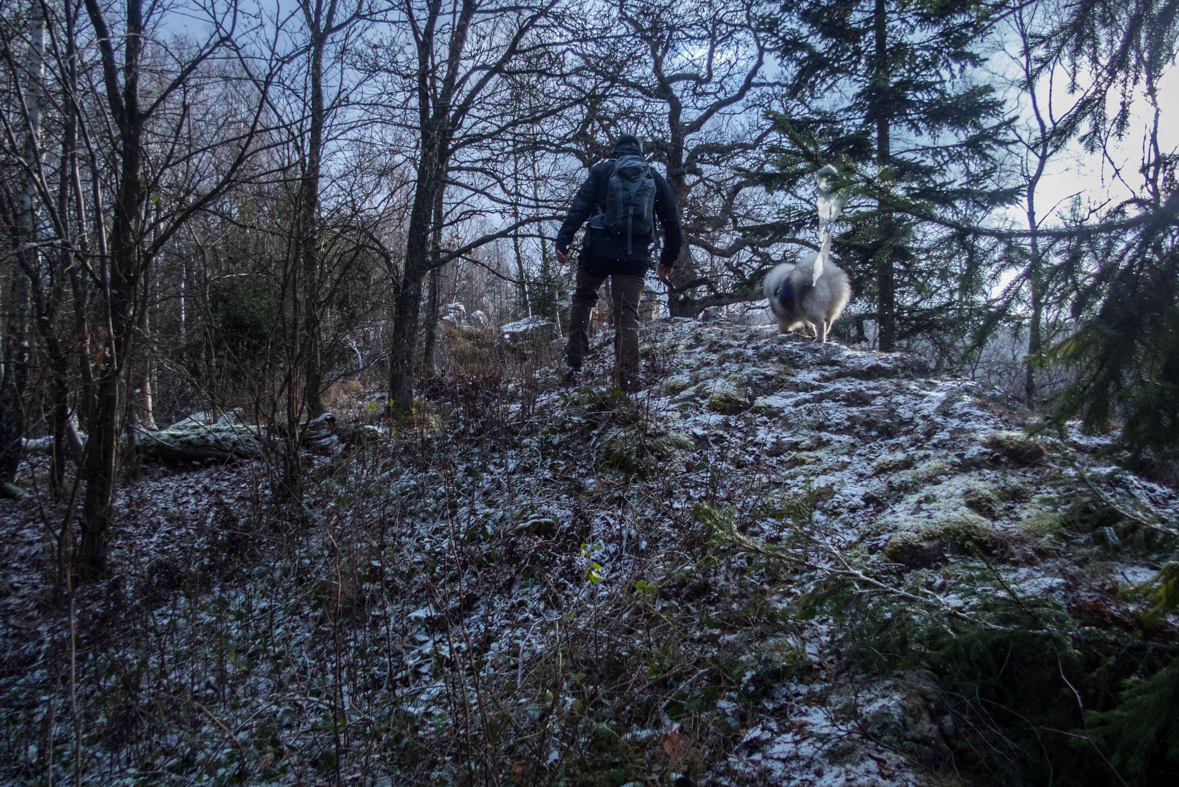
[554, 134, 682, 393]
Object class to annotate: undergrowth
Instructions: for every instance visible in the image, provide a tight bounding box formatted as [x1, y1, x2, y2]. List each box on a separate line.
[7, 327, 1179, 787]
[2, 347, 810, 786]
[775, 509, 1179, 785]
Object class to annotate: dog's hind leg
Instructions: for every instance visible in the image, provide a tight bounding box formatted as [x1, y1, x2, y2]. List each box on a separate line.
[815, 321, 827, 343]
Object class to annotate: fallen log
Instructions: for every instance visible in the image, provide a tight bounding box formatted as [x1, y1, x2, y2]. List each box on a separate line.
[133, 409, 266, 462]
[21, 408, 388, 465]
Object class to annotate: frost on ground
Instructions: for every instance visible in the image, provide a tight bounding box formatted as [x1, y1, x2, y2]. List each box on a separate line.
[2, 319, 1177, 786]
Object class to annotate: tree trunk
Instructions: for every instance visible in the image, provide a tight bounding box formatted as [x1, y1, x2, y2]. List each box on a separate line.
[0, 270, 29, 496]
[663, 131, 698, 318]
[0, 1, 47, 493]
[298, 0, 330, 421]
[388, 134, 448, 414]
[421, 190, 446, 375]
[1025, 192, 1044, 406]
[873, 0, 896, 352]
[79, 0, 147, 578]
[422, 268, 441, 375]
[388, 275, 425, 414]
[133, 291, 157, 431]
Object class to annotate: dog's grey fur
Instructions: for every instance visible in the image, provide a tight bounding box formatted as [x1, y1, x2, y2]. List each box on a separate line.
[764, 253, 851, 343]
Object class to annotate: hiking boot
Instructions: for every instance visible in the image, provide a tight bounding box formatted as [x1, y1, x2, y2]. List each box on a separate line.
[563, 366, 582, 387]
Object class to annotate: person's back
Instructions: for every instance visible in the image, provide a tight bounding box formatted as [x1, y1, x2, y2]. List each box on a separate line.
[554, 135, 682, 392]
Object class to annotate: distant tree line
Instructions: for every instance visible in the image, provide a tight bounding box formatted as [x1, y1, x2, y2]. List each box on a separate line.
[1, 0, 1175, 576]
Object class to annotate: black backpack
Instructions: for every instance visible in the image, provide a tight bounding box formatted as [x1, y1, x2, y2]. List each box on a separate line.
[593, 154, 657, 254]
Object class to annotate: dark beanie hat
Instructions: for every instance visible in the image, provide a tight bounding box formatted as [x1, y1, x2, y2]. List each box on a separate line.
[614, 134, 642, 151]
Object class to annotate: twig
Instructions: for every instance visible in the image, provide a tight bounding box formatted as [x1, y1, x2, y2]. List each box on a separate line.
[1032, 727, 1131, 787]
[966, 540, 1041, 624]
[175, 696, 246, 755]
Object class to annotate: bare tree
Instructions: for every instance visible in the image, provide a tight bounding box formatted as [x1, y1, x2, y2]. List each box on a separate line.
[372, 0, 586, 414]
[1003, 4, 1093, 405]
[68, 0, 274, 577]
[579, 0, 777, 317]
[0, 0, 46, 498]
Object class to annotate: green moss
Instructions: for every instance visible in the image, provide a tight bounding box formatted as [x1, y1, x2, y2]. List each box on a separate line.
[706, 379, 749, 414]
[874, 452, 918, 474]
[962, 484, 1004, 518]
[1017, 495, 1068, 539]
[665, 375, 691, 395]
[881, 508, 991, 560]
[905, 459, 955, 484]
[983, 431, 1047, 464]
[862, 473, 1004, 560]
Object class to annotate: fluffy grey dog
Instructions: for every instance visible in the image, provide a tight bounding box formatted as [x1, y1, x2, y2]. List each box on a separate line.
[764, 253, 851, 343]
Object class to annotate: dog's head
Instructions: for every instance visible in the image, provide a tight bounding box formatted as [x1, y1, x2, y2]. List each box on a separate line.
[773, 280, 794, 304]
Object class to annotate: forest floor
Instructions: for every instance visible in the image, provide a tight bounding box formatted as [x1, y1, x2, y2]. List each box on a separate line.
[2, 318, 1178, 787]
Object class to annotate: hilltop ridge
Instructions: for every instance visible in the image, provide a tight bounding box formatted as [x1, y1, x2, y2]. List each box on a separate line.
[2, 318, 1177, 786]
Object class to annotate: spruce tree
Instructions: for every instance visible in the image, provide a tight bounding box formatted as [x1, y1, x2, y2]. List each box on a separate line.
[1034, 0, 1179, 460]
[759, 0, 1013, 352]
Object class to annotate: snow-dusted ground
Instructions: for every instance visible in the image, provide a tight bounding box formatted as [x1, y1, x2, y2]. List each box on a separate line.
[2, 319, 1176, 786]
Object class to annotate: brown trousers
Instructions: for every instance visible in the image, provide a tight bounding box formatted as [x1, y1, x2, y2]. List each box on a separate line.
[566, 266, 645, 391]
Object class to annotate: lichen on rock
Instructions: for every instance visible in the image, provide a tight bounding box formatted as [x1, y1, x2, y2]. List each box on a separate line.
[862, 473, 1005, 566]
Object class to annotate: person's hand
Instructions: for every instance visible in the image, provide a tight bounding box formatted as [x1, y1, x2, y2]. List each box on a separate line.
[555, 248, 568, 265]
[657, 264, 673, 281]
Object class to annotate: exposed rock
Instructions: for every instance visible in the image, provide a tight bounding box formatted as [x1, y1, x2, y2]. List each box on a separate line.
[705, 378, 750, 414]
[497, 316, 559, 354]
[441, 301, 467, 324]
[983, 430, 1047, 464]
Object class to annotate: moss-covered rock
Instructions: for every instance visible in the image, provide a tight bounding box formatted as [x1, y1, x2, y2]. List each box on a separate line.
[983, 431, 1047, 464]
[874, 452, 918, 474]
[904, 458, 956, 485]
[864, 473, 1005, 567]
[705, 379, 750, 414]
[882, 508, 992, 565]
[962, 484, 1005, 518]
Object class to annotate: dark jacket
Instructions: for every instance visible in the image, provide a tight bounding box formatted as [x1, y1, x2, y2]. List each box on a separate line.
[554, 138, 683, 278]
